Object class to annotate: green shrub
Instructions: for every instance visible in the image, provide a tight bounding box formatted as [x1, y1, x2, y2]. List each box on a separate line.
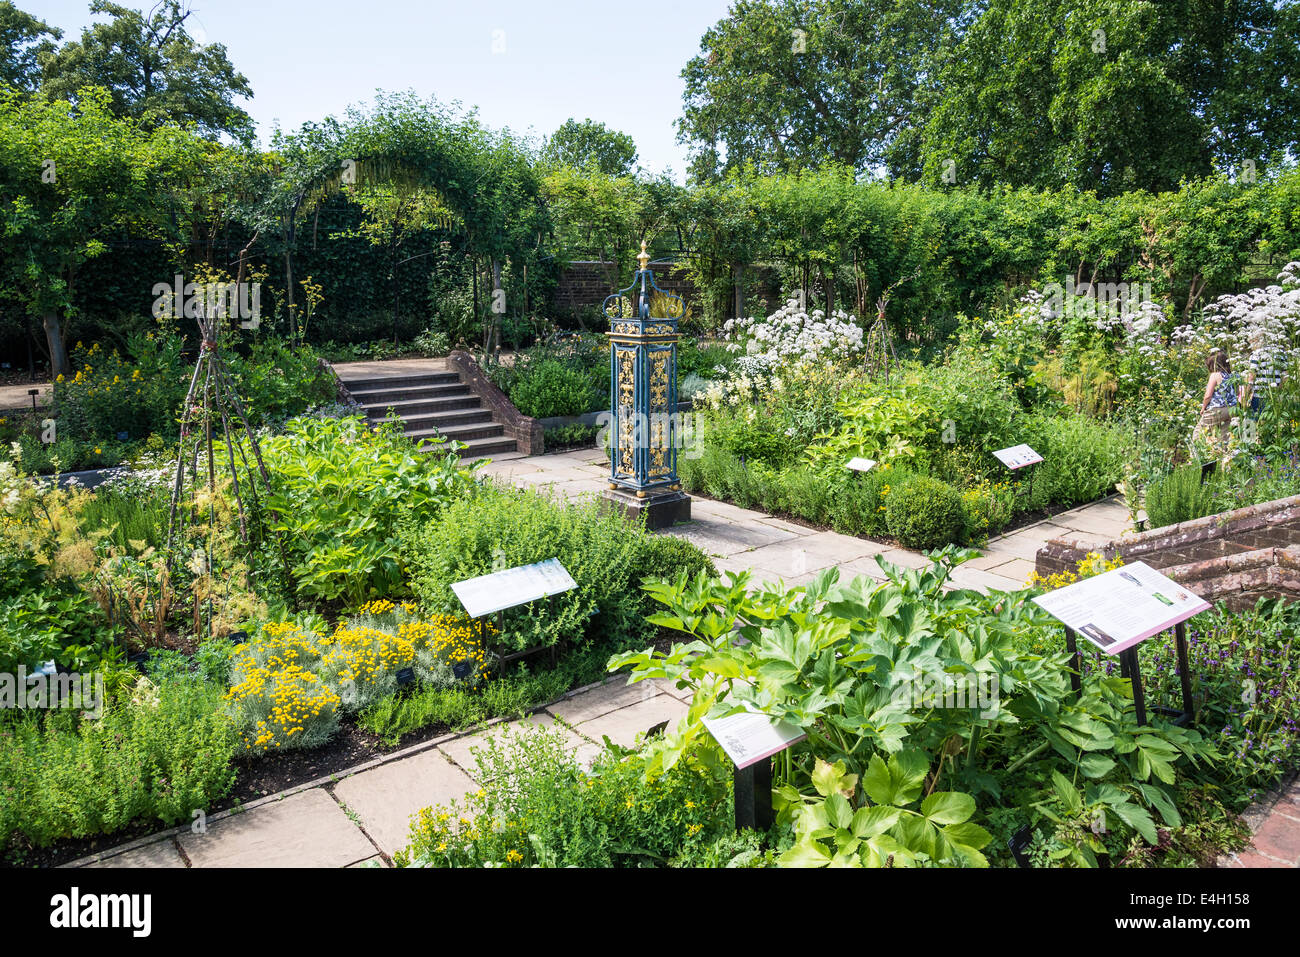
[1031, 412, 1132, 506]
[884, 475, 966, 548]
[544, 422, 599, 449]
[509, 360, 598, 418]
[252, 415, 479, 603]
[827, 467, 899, 538]
[396, 723, 732, 868]
[401, 486, 713, 653]
[0, 678, 237, 851]
[228, 337, 336, 424]
[1145, 463, 1219, 529]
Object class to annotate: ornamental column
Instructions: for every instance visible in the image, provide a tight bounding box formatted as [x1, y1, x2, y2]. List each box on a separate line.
[599, 240, 691, 529]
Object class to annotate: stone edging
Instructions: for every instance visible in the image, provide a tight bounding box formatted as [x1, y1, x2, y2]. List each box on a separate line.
[446, 350, 543, 455]
[62, 673, 624, 868]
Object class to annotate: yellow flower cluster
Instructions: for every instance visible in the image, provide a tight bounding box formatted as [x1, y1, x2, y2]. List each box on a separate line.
[226, 661, 341, 752]
[226, 607, 493, 752]
[320, 623, 417, 688]
[1027, 550, 1124, 590]
[425, 613, 491, 668]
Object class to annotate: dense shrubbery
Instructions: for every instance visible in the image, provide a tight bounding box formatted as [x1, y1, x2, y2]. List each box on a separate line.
[248, 415, 479, 604]
[402, 485, 715, 653]
[398, 723, 733, 868]
[0, 678, 238, 851]
[884, 475, 966, 549]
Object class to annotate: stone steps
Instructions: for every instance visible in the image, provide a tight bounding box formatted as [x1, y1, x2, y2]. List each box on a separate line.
[343, 370, 516, 459]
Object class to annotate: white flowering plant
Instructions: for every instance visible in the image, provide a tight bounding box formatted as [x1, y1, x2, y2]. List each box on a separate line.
[722, 298, 866, 379]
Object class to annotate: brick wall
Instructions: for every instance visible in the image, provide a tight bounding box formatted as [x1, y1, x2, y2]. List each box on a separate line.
[552, 261, 698, 316]
[1035, 495, 1300, 610]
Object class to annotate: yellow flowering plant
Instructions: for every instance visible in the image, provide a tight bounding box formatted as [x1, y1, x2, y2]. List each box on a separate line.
[225, 604, 489, 752]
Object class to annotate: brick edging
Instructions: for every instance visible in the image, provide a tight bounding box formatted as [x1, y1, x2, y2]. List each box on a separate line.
[446, 350, 544, 455]
[1215, 768, 1300, 867]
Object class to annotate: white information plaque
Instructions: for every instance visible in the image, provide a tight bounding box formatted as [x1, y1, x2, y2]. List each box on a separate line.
[993, 444, 1043, 470]
[451, 558, 577, 619]
[845, 457, 877, 472]
[702, 706, 807, 769]
[1032, 561, 1210, 655]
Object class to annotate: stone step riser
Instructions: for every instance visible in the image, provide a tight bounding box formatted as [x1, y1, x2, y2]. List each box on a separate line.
[407, 423, 504, 442]
[350, 385, 472, 403]
[343, 373, 460, 391]
[363, 397, 483, 417]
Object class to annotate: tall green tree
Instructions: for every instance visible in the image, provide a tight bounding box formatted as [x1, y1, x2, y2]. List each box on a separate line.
[677, 0, 965, 182]
[0, 86, 208, 376]
[541, 118, 638, 176]
[0, 1, 60, 92]
[919, 0, 1300, 194]
[38, 0, 254, 142]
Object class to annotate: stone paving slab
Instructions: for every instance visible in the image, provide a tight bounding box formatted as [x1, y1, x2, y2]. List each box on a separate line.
[547, 678, 663, 725]
[664, 518, 799, 557]
[981, 557, 1037, 584]
[0, 381, 49, 411]
[687, 497, 773, 524]
[514, 466, 596, 485]
[573, 694, 690, 749]
[945, 565, 1024, 593]
[178, 789, 375, 868]
[743, 540, 844, 576]
[652, 678, 694, 703]
[81, 838, 185, 869]
[331, 750, 476, 857]
[333, 357, 448, 379]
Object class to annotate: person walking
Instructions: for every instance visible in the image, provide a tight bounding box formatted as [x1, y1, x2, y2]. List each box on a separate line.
[1194, 350, 1238, 451]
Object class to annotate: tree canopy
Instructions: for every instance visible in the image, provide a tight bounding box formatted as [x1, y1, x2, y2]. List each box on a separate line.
[541, 118, 639, 176]
[36, 0, 255, 143]
[679, 0, 1300, 194]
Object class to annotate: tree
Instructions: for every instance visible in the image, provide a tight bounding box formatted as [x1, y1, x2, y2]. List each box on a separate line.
[677, 0, 965, 182]
[541, 118, 638, 176]
[38, 0, 254, 143]
[918, 0, 1300, 195]
[0, 1, 60, 92]
[0, 86, 207, 377]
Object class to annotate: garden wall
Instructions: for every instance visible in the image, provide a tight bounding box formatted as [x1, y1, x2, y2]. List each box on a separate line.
[552, 261, 698, 315]
[1036, 495, 1300, 610]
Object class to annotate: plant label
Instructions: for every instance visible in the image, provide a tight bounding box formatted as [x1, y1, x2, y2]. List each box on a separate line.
[993, 444, 1043, 470]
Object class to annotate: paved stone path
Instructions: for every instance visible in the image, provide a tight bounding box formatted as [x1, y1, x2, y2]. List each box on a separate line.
[70, 447, 1293, 868]
[0, 380, 49, 412]
[477, 449, 1136, 594]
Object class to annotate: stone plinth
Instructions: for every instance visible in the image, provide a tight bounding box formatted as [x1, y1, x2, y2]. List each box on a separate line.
[600, 487, 691, 530]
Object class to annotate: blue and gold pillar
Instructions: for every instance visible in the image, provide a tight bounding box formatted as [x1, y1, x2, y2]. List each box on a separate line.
[601, 241, 691, 528]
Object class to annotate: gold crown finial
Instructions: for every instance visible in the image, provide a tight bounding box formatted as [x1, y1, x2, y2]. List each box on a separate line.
[637, 239, 650, 272]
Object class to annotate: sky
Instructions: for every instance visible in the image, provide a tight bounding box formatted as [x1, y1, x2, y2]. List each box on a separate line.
[30, 0, 735, 180]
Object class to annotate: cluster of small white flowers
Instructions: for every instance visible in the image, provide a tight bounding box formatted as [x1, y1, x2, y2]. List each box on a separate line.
[1186, 262, 1300, 366]
[0, 443, 26, 513]
[723, 298, 866, 369]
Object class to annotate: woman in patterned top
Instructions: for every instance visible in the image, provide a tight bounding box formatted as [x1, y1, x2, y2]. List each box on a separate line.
[1194, 350, 1237, 449]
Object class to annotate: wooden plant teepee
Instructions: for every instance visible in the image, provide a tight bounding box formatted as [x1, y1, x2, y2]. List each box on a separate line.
[164, 312, 284, 638]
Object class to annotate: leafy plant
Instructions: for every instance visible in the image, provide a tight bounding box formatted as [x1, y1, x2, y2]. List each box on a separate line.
[250, 415, 479, 604]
